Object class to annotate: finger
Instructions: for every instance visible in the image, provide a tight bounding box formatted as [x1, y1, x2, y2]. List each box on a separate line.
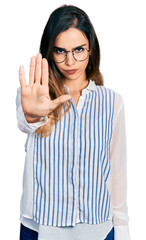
[29, 56, 35, 86]
[35, 53, 42, 84]
[51, 95, 72, 110]
[42, 58, 49, 87]
[19, 66, 27, 89]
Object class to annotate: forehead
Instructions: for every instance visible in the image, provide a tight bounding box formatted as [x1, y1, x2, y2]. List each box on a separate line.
[55, 28, 89, 48]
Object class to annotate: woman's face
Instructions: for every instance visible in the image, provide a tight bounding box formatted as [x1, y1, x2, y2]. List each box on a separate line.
[53, 27, 91, 82]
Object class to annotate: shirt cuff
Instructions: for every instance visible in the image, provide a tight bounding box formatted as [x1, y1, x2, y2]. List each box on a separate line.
[114, 226, 130, 240]
[28, 116, 48, 129]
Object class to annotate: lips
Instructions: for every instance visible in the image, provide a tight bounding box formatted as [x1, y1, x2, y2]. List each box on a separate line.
[64, 69, 78, 74]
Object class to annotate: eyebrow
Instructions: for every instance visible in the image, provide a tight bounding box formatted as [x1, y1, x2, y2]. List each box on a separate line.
[54, 44, 87, 51]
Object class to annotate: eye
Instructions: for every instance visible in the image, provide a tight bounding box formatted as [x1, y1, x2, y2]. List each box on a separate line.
[54, 48, 65, 54]
[74, 47, 84, 53]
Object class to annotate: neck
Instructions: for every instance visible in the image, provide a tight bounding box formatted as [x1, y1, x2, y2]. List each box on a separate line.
[63, 73, 89, 95]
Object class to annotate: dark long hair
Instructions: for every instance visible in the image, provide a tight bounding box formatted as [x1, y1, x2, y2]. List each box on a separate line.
[40, 4, 103, 84]
[36, 4, 104, 137]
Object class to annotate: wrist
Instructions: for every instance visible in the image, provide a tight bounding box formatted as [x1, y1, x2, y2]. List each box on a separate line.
[24, 113, 43, 123]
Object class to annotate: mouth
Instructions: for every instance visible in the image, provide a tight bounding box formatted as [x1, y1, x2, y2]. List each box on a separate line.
[64, 69, 78, 74]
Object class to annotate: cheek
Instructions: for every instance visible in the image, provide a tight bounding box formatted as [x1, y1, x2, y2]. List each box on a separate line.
[54, 63, 63, 72]
[81, 58, 90, 70]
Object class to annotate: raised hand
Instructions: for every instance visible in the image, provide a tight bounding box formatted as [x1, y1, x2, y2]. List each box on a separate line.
[19, 53, 71, 121]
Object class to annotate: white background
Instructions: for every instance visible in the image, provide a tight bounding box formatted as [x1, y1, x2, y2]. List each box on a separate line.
[0, 0, 146, 239]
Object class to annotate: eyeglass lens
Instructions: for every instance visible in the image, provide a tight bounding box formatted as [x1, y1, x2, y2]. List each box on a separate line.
[53, 47, 89, 63]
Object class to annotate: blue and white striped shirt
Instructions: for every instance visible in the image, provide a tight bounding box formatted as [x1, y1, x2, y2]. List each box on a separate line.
[16, 79, 130, 239]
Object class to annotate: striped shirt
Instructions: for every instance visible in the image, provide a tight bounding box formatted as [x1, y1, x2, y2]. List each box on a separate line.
[16, 79, 130, 239]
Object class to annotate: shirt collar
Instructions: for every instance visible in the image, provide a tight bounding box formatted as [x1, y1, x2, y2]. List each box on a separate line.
[63, 79, 97, 94]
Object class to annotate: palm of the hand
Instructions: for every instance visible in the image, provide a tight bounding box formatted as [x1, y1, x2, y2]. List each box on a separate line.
[21, 84, 52, 117]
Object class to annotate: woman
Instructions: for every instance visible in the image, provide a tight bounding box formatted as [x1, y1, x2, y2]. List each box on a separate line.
[16, 4, 130, 240]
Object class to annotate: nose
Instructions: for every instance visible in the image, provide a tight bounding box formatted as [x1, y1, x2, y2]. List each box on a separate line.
[65, 51, 76, 66]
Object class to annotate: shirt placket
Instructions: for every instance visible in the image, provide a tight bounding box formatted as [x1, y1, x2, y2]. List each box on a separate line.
[70, 92, 88, 224]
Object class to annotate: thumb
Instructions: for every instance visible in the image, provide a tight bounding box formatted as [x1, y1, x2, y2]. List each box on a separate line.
[50, 94, 72, 111]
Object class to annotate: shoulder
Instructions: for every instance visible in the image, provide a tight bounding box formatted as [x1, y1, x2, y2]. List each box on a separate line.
[94, 84, 125, 120]
[103, 87, 125, 123]
[95, 84, 124, 108]
[94, 84, 123, 106]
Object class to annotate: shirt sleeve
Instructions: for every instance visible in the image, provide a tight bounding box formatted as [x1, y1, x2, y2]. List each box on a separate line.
[16, 86, 48, 134]
[110, 93, 130, 240]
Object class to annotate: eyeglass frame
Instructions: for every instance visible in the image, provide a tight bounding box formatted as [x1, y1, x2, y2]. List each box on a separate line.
[52, 47, 90, 63]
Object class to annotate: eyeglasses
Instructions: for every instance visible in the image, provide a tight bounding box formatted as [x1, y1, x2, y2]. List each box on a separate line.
[53, 46, 90, 63]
